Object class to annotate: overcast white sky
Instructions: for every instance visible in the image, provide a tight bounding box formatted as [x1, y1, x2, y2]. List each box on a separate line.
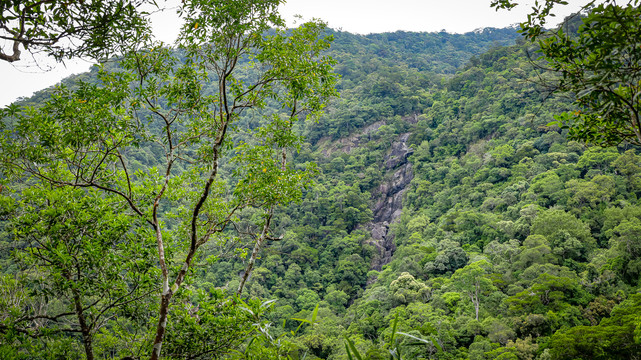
[0, 0, 588, 107]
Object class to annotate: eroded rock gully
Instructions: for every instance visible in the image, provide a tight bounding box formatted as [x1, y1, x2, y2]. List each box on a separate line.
[365, 132, 414, 271]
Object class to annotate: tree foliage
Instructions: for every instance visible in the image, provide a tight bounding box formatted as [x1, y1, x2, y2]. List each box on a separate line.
[1, 0, 337, 358]
[0, 0, 153, 63]
[493, 0, 641, 146]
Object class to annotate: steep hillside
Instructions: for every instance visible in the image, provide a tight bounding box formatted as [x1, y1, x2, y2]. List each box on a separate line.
[3, 25, 641, 360]
[237, 34, 641, 360]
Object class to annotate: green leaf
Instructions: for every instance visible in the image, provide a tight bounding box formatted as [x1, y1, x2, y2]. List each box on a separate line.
[345, 343, 354, 360]
[344, 336, 363, 360]
[397, 332, 443, 352]
[390, 313, 399, 345]
[310, 303, 319, 324]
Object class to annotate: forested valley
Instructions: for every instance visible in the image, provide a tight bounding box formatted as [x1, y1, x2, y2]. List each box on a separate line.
[1, 1, 640, 359]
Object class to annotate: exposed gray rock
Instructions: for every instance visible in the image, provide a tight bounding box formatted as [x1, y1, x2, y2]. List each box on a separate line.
[362, 120, 386, 135]
[384, 133, 414, 169]
[403, 114, 419, 124]
[372, 163, 413, 223]
[365, 132, 414, 271]
[370, 222, 388, 241]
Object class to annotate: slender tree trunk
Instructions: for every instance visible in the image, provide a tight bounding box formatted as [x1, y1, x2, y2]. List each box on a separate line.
[150, 218, 170, 360]
[237, 148, 285, 295]
[471, 284, 480, 321]
[474, 299, 480, 321]
[150, 294, 171, 360]
[72, 288, 94, 360]
[149, 144, 223, 359]
[237, 209, 273, 295]
[632, 112, 641, 145]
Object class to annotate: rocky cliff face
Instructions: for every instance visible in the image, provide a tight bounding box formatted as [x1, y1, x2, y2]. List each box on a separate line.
[317, 123, 415, 271]
[366, 132, 414, 271]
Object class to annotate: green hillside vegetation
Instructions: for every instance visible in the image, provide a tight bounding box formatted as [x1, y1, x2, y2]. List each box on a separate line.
[252, 31, 641, 359]
[2, 2, 641, 359]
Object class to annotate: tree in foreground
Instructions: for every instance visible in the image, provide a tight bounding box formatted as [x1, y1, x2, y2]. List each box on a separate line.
[0, 188, 157, 359]
[0, 0, 153, 63]
[492, 0, 641, 146]
[0, 0, 338, 358]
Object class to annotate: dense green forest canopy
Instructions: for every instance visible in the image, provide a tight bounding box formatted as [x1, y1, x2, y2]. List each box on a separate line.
[1, 1, 641, 359]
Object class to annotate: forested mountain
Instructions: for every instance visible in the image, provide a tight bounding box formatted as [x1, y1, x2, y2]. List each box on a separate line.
[2, 16, 641, 360]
